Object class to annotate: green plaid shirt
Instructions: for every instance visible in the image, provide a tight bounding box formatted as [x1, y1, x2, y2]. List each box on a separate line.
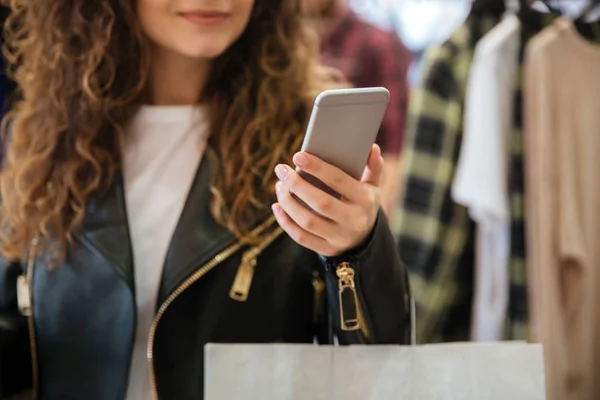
[394, 12, 600, 344]
[393, 14, 500, 343]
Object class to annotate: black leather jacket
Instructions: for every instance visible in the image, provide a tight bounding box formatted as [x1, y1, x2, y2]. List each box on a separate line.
[0, 160, 412, 400]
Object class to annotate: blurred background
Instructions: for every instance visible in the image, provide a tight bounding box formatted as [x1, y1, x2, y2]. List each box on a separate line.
[303, 1, 600, 399]
[1, 1, 600, 399]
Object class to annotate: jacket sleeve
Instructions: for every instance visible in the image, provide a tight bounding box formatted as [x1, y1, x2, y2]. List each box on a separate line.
[321, 209, 413, 345]
[0, 260, 32, 398]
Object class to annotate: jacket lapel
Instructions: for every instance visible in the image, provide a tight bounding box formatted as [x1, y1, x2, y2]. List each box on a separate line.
[157, 157, 236, 304]
[75, 173, 134, 290]
[70, 155, 270, 304]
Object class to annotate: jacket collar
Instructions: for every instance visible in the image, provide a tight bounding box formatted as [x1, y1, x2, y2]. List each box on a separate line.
[74, 156, 239, 303]
[156, 156, 238, 303]
[76, 173, 135, 289]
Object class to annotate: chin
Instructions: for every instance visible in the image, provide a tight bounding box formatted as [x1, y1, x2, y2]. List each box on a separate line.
[177, 41, 229, 60]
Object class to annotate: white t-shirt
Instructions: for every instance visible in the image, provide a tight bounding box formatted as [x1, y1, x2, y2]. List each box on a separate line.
[451, 14, 520, 342]
[122, 105, 207, 399]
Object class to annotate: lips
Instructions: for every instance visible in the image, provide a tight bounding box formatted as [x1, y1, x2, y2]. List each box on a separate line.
[179, 10, 231, 26]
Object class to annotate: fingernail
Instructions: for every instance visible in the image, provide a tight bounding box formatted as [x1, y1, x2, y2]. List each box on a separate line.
[271, 203, 281, 215]
[275, 181, 282, 194]
[293, 153, 308, 168]
[275, 165, 287, 180]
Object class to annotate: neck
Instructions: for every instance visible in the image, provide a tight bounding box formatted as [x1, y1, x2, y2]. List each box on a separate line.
[148, 46, 211, 106]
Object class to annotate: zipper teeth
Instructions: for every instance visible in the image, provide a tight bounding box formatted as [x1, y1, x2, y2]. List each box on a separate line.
[356, 294, 371, 342]
[255, 227, 284, 253]
[350, 262, 371, 342]
[148, 217, 277, 399]
[351, 262, 371, 341]
[27, 237, 40, 400]
[148, 242, 243, 398]
[312, 272, 324, 323]
[229, 227, 285, 301]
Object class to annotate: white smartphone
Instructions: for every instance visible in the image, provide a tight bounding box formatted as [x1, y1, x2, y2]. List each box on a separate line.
[296, 87, 390, 200]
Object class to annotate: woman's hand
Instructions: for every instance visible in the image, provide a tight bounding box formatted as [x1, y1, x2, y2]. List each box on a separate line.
[272, 144, 384, 257]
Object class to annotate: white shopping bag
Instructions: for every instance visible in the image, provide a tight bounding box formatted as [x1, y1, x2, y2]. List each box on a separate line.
[205, 342, 546, 400]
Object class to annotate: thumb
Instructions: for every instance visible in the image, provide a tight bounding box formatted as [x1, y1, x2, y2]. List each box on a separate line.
[361, 144, 384, 186]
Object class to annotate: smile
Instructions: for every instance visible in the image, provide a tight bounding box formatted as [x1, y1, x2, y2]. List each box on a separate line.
[178, 10, 230, 26]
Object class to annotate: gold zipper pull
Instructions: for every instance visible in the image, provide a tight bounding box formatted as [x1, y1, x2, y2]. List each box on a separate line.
[336, 262, 361, 331]
[228, 226, 285, 303]
[229, 248, 260, 302]
[312, 270, 326, 323]
[17, 274, 32, 317]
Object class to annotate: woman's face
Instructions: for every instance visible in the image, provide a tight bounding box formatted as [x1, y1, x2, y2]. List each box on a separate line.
[136, 0, 255, 59]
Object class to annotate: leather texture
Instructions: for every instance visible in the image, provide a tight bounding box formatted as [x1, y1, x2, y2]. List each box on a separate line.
[0, 159, 411, 400]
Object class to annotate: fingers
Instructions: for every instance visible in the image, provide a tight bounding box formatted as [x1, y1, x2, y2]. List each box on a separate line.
[271, 203, 340, 257]
[272, 153, 382, 256]
[291, 152, 369, 204]
[274, 180, 338, 239]
[361, 144, 384, 186]
[274, 164, 346, 221]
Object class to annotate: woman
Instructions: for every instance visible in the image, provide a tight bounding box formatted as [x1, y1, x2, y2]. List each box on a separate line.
[0, 0, 411, 399]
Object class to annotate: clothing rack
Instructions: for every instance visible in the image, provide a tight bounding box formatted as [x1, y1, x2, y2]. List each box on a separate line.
[395, 5, 600, 398]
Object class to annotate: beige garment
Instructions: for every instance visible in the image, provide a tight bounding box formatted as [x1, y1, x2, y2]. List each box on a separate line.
[525, 18, 600, 400]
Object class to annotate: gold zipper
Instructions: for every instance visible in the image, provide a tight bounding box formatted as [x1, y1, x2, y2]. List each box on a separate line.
[148, 217, 277, 399]
[336, 262, 371, 342]
[311, 270, 325, 324]
[229, 226, 284, 302]
[16, 236, 40, 399]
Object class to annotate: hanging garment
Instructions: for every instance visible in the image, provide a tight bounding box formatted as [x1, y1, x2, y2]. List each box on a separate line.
[502, 9, 556, 342]
[393, 12, 500, 344]
[468, 9, 562, 342]
[452, 14, 521, 342]
[525, 17, 600, 400]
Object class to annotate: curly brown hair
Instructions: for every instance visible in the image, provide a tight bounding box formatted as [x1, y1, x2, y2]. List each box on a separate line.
[0, 0, 337, 263]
